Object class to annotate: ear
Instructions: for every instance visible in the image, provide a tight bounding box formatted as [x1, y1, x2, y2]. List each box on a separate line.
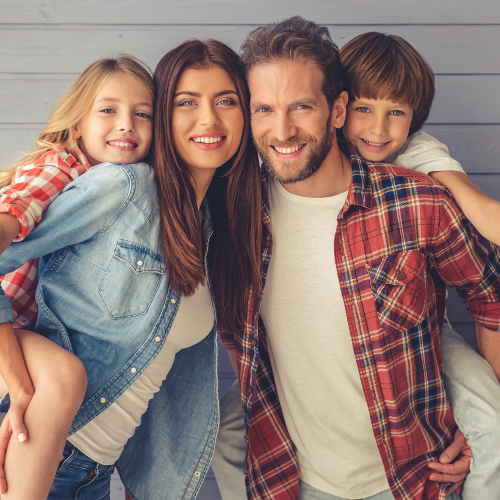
[330, 91, 348, 130]
[73, 123, 81, 140]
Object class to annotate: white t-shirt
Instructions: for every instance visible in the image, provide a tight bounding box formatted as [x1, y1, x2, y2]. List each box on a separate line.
[385, 130, 465, 175]
[69, 282, 214, 464]
[260, 177, 389, 498]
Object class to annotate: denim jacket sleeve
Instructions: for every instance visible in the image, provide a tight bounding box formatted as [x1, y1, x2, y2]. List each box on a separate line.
[0, 162, 136, 324]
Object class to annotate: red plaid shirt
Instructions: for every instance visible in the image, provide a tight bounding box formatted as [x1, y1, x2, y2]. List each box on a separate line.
[0, 147, 91, 328]
[220, 145, 500, 500]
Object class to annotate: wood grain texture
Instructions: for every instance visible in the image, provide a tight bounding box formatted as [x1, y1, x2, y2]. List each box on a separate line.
[2, 25, 500, 75]
[1, 74, 499, 125]
[3, 0, 500, 24]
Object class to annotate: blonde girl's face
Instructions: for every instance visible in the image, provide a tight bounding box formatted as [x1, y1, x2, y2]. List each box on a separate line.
[171, 66, 244, 181]
[74, 72, 153, 166]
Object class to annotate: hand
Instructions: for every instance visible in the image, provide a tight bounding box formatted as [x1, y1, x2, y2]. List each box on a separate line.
[0, 390, 33, 494]
[428, 428, 472, 497]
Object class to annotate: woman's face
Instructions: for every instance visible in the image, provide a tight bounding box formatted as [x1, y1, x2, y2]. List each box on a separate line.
[172, 66, 244, 180]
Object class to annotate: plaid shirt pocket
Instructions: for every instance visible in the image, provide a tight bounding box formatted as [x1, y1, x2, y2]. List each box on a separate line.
[367, 249, 428, 336]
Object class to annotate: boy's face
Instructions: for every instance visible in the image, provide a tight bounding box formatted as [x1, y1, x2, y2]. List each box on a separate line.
[344, 97, 413, 162]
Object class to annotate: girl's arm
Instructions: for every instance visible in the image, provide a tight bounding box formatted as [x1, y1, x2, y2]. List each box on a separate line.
[429, 170, 500, 246]
[0, 215, 20, 255]
[0, 322, 34, 443]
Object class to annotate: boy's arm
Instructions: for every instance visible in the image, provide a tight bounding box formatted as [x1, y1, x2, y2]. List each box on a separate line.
[430, 170, 500, 246]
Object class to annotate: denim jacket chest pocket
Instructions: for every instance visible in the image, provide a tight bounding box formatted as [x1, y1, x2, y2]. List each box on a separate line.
[99, 239, 165, 319]
[367, 249, 428, 335]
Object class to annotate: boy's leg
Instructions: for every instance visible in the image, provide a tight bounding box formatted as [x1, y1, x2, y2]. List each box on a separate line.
[211, 380, 247, 500]
[441, 322, 500, 500]
[1, 330, 87, 500]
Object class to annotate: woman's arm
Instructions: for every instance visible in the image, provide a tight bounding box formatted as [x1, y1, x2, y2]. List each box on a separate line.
[430, 170, 500, 246]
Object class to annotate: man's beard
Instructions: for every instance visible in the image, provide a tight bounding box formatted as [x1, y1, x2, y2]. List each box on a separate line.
[255, 116, 333, 185]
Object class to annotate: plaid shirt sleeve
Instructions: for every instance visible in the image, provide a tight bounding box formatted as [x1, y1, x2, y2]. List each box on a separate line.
[0, 147, 91, 241]
[0, 147, 91, 328]
[218, 329, 236, 349]
[430, 190, 500, 330]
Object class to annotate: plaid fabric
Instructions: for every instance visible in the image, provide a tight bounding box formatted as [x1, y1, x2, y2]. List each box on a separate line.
[220, 144, 500, 500]
[0, 147, 91, 328]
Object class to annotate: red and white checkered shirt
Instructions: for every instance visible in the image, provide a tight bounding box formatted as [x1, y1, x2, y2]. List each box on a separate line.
[0, 147, 91, 328]
[220, 144, 500, 500]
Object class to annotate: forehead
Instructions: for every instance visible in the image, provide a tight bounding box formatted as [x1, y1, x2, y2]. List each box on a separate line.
[247, 59, 325, 103]
[175, 66, 236, 93]
[94, 72, 153, 104]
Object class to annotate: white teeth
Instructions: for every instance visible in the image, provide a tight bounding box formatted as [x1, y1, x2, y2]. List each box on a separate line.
[193, 136, 223, 144]
[274, 144, 303, 154]
[363, 139, 387, 147]
[112, 141, 135, 147]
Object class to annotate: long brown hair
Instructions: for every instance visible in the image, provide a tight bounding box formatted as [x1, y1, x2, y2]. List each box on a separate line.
[0, 55, 153, 189]
[152, 39, 262, 332]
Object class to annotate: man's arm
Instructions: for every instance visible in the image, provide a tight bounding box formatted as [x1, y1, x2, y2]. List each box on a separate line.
[475, 323, 500, 382]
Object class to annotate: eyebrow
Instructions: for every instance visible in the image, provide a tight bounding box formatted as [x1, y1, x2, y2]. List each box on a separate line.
[173, 90, 238, 98]
[251, 98, 321, 109]
[95, 97, 153, 108]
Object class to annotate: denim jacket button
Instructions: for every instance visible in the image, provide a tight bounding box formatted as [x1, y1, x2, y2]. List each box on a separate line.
[137, 260, 144, 267]
[100, 397, 106, 404]
[131, 367, 137, 374]
[155, 336, 161, 342]
[171, 298, 176, 304]
[194, 471, 201, 477]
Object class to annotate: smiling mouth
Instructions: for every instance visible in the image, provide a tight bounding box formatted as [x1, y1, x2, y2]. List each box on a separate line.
[361, 138, 389, 147]
[191, 136, 226, 144]
[271, 144, 306, 154]
[107, 140, 138, 150]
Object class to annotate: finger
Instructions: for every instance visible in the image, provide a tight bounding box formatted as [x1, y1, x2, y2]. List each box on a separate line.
[429, 472, 467, 483]
[428, 460, 470, 474]
[9, 406, 28, 443]
[446, 478, 465, 497]
[440, 429, 465, 464]
[0, 418, 12, 494]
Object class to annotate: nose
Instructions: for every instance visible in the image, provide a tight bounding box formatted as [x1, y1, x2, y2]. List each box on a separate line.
[199, 102, 220, 128]
[117, 112, 134, 132]
[369, 114, 387, 137]
[273, 110, 298, 143]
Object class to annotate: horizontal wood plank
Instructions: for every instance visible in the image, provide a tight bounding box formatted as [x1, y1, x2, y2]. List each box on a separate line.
[2, 25, 500, 75]
[1, 75, 499, 125]
[3, 0, 500, 25]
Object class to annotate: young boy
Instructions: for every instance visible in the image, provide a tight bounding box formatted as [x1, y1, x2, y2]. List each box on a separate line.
[340, 32, 500, 500]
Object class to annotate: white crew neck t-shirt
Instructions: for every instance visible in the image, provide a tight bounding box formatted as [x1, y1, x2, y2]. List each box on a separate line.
[260, 177, 389, 498]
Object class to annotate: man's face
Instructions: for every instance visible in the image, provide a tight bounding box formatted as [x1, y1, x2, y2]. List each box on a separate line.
[248, 60, 342, 184]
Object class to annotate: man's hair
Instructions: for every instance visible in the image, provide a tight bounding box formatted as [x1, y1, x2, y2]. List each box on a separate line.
[340, 32, 435, 136]
[240, 16, 345, 109]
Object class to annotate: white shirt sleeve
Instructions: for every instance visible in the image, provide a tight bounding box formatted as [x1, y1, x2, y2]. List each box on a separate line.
[384, 130, 466, 175]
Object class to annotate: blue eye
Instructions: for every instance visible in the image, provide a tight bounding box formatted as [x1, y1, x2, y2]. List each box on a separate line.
[254, 107, 269, 113]
[355, 107, 369, 113]
[390, 110, 404, 116]
[136, 112, 151, 119]
[100, 108, 115, 114]
[219, 99, 235, 106]
[179, 100, 195, 107]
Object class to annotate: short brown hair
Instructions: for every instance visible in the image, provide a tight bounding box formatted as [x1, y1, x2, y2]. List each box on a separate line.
[340, 32, 435, 135]
[240, 16, 345, 109]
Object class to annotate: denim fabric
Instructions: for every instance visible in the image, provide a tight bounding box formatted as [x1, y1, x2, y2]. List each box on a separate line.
[298, 481, 395, 500]
[441, 322, 500, 500]
[0, 163, 218, 499]
[49, 441, 115, 500]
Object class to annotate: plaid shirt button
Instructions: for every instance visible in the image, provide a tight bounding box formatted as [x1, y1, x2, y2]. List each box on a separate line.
[397, 272, 406, 280]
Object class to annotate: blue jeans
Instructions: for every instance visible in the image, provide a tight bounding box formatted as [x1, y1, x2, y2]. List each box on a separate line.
[49, 441, 115, 500]
[299, 480, 395, 500]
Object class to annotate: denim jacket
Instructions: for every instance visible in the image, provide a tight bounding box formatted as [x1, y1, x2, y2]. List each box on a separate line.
[0, 162, 219, 499]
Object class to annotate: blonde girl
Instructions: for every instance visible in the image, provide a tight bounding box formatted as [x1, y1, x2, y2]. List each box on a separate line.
[0, 54, 154, 497]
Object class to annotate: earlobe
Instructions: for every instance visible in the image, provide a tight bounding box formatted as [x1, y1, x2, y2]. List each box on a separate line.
[73, 124, 81, 140]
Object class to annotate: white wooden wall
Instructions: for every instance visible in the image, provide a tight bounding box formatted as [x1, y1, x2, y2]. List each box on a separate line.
[1, 1, 499, 498]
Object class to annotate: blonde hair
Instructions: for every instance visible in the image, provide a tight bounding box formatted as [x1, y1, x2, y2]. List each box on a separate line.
[0, 54, 154, 189]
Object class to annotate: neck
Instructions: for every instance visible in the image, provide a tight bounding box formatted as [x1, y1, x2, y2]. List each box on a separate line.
[191, 168, 216, 208]
[281, 142, 351, 198]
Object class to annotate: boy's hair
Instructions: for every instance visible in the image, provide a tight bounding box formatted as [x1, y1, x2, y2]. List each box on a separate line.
[240, 16, 345, 109]
[0, 55, 153, 189]
[340, 32, 435, 136]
